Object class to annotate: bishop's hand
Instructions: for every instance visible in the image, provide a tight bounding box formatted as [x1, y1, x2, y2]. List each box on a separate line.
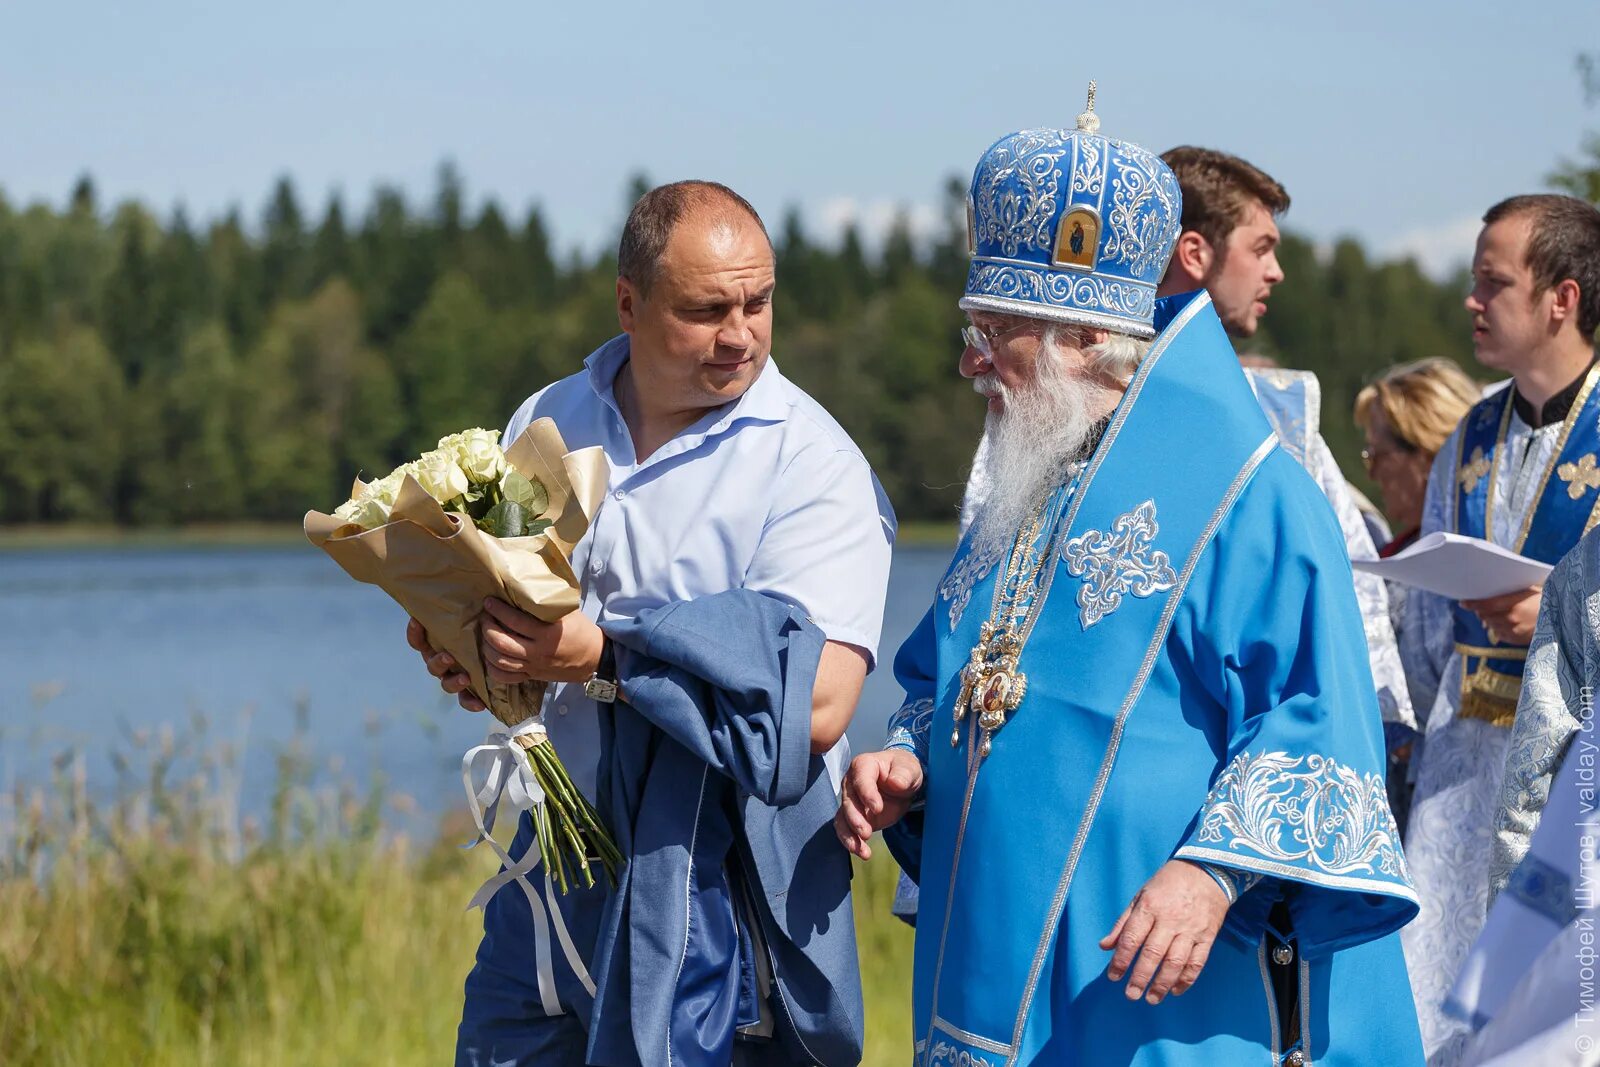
[834, 749, 925, 861]
[1100, 859, 1230, 1005]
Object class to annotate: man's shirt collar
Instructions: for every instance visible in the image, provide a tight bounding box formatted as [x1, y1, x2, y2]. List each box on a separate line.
[582, 335, 791, 466]
[1512, 356, 1597, 429]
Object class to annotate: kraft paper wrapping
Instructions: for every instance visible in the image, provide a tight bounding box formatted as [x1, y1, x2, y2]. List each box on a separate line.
[305, 418, 608, 727]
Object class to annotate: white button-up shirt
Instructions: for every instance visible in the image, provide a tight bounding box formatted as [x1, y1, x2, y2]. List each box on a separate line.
[503, 334, 896, 800]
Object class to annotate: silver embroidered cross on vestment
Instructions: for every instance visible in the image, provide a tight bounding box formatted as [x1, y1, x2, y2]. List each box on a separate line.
[1061, 499, 1176, 629]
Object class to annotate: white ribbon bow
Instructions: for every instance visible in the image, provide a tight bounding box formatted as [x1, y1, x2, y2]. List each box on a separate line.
[461, 717, 596, 1016]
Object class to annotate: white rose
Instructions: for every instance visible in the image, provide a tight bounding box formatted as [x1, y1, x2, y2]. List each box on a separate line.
[441, 428, 505, 483]
[367, 465, 414, 507]
[355, 495, 394, 529]
[333, 464, 414, 529]
[412, 449, 470, 505]
[333, 494, 391, 530]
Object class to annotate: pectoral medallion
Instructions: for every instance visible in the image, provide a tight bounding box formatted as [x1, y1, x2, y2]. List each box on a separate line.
[949, 477, 1080, 762]
[951, 619, 1028, 757]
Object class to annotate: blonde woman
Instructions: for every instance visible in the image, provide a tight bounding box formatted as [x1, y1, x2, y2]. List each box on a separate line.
[1354, 357, 1481, 556]
[1353, 357, 1480, 843]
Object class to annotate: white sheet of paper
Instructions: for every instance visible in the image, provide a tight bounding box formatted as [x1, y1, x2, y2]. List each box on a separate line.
[1351, 531, 1553, 600]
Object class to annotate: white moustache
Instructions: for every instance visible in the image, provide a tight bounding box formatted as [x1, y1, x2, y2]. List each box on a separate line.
[973, 373, 1003, 399]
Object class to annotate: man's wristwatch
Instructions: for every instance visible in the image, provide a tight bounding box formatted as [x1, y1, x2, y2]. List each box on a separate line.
[583, 635, 619, 704]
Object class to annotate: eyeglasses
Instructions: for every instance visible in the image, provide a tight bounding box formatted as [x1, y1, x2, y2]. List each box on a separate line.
[960, 320, 1039, 359]
[1361, 439, 1419, 471]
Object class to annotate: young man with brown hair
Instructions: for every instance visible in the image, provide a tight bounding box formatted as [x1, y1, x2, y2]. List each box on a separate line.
[1156, 147, 1288, 338]
[1399, 192, 1600, 1067]
[1157, 145, 1417, 755]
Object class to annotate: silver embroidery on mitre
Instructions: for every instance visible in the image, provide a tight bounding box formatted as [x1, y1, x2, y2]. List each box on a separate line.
[1060, 498, 1176, 628]
[1100, 148, 1181, 276]
[972, 131, 1068, 258]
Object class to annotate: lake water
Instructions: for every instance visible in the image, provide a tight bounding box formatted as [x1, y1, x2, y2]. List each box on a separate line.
[0, 542, 953, 831]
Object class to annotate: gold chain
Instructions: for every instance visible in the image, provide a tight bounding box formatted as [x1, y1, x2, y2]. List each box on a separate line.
[952, 464, 1083, 758]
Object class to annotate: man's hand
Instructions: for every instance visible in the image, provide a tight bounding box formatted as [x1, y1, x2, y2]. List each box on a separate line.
[404, 599, 604, 713]
[1461, 584, 1543, 646]
[1099, 859, 1230, 1004]
[405, 616, 486, 712]
[834, 749, 925, 860]
[480, 597, 605, 685]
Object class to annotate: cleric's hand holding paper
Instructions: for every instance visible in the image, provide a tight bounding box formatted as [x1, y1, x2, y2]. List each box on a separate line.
[1351, 531, 1553, 600]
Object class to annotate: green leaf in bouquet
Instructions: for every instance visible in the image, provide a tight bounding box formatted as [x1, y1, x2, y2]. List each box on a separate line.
[501, 469, 549, 517]
[482, 499, 528, 538]
[526, 518, 553, 537]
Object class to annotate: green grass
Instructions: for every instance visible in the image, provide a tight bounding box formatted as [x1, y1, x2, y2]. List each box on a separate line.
[0, 745, 915, 1066]
[0, 522, 309, 551]
[1, 832, 489, 1065]
[852, 849, 917, 1062]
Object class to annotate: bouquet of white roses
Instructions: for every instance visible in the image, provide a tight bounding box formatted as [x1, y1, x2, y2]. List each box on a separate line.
[305, 420, 622, 895]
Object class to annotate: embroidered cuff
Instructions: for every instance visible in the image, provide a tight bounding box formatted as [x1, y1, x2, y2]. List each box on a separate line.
[1196, 863, 1233, 905]
[884, 696, 936, 770]
[1202, 863, 1236, 904]
[1198, 862, 1267, 905]
[1176, 750, 1415, 900]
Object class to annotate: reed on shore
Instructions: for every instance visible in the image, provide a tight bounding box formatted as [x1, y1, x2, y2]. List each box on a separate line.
[0, 724, 914, 1066]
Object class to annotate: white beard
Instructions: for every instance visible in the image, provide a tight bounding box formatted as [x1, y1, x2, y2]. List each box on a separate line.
[966, 346, 1099, 562]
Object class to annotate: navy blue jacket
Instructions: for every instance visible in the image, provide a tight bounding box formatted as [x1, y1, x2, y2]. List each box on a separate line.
[587, 589, 863, 1067]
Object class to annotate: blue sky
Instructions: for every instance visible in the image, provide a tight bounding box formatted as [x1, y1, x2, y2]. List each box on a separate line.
[2, 1, 1593, 276]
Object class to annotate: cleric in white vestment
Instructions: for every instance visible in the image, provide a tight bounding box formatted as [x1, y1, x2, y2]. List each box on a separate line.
[1398, 193, 1600, 1065]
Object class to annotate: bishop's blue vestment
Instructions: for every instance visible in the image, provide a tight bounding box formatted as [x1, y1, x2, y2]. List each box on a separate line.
[883, 291, 1424, 1066]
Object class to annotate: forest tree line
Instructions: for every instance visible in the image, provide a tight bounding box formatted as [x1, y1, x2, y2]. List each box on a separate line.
[1, 113, 1595, 527]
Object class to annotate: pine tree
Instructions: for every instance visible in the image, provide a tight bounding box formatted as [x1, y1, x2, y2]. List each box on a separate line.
[209, 210, 266, 347]
[928, 176, 971, 294]
[465, 200, 518, 307]
[435, 160, 466, 267]
[261, 175, 310, 307]
[520, 205, 558, 305]
[152, 207, 213, 361]
[880, 213, 917, 289]
[101, 204, 161, 382]
[69, 174, 97, 219]
[835, 223, 874, 312]
[360, 185, 438, 344]
[311, 194, 353, 289]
